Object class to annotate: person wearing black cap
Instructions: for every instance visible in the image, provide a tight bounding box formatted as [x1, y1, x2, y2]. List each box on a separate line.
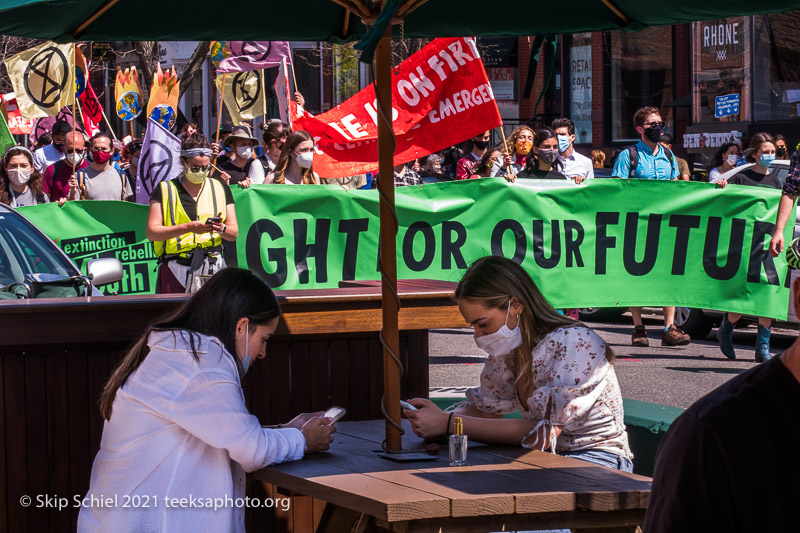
[32, 120, 72, 172]
[216, 125, 265, 188]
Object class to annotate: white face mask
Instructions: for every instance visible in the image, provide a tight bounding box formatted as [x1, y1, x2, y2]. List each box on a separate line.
[7, 168, 31, 186]
[725, 154, 738, 166]
[294, 151, 314, 169]
[236, 146, 253, 159]
[474, 303, 523, 357]
[65, 152, 84, 166]
[240, 323, 251, 375]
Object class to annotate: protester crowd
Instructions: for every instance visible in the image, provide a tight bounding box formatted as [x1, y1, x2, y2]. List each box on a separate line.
[2, 62, 797, 533]
[3, 104, 797, 362]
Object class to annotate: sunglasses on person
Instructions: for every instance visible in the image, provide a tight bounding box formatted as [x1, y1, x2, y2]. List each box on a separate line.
[187, 164, 211, 173]
[643, 121, 666, 129]
[91, 147, 113, 153]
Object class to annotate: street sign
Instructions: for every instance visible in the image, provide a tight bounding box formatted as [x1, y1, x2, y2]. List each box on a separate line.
[714, 93, 740, 118]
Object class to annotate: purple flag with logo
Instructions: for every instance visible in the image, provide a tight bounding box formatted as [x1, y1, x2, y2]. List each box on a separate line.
[216, 41, 292, 73]
[136, 118, 182, 204]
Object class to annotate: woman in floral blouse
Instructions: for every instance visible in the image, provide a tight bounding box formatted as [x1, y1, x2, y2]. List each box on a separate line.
[405, 256, 632, 472]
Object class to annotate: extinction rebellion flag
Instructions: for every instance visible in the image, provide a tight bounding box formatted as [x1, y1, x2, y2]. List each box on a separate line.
[5, 41, 75, 119]
[136, 118, 182, 204]
[293, 37, 502, 178]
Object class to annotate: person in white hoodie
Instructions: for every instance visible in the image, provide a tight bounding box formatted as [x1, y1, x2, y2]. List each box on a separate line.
[78, 268, 336, 533]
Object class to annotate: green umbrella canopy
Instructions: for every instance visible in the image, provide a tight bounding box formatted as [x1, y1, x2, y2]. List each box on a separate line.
[0, 0, 797, 41]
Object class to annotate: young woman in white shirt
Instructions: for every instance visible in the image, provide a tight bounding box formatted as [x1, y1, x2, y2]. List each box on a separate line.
[265, 130, 320, 185]
[707, 142, 739, 183]
[78, 268, 336, 533]
[404, 256, 632, 472]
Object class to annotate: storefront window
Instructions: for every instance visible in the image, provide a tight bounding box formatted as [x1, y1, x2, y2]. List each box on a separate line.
[568, 33, 592, 144]
[692, 17, 751, 124]
[293, 45, 322, 115]
[753, 12, 800, 121]
[608, 26, 673, 141]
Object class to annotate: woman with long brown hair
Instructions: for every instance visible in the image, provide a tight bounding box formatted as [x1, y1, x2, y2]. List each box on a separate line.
[78, 268, 336, 532]
[405, 256, 632, 472]
[490, 125, 534, 179]
[0, 146, 49, 206]
[265, 130, 320, 184]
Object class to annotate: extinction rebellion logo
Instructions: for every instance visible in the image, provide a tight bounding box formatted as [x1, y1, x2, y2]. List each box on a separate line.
[61, 231, 157, 295]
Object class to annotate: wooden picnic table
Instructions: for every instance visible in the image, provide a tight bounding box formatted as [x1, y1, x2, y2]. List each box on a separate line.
[0, 279, 464, 533]
[254, 419, 651, 532]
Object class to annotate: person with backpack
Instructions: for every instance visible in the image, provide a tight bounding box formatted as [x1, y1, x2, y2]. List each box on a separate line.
[42, 131, 88, 204]
[68, 132, 134, 201]
[612, 106, 690, 348]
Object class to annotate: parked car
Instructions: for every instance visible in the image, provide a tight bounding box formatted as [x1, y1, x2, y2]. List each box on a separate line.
[0, 204, 122, 299]
[583, 160, 798, 338]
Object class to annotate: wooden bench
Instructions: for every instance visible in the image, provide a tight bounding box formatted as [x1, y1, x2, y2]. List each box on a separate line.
[255, 419, 651, 532]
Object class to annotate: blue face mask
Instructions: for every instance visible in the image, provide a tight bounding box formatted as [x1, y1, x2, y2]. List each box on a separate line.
[557, 135, 572, 153]
[240, 323, 251, 374]
[759, 154, 776, 168]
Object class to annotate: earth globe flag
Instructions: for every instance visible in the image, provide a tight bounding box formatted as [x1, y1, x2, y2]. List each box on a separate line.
[115, 67, 143, 121]
[146, 64, 179, 130]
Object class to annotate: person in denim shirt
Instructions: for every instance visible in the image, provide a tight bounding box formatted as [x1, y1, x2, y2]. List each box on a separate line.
[612, 107, 680, 181]
[612, 107, 689, 348]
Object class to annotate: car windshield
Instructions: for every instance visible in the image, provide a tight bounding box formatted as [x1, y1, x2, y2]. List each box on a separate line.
[0, 211, 78, 286]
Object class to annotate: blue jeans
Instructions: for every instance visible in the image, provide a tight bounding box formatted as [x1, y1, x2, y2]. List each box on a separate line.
[560, 448, 634, 472]
[531, 450, 633, 533]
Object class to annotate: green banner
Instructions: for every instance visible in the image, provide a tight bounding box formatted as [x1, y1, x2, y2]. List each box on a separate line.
[19, 179, 794, 319]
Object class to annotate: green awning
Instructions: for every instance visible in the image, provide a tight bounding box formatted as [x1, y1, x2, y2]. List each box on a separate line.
[0, 0, 797, 42]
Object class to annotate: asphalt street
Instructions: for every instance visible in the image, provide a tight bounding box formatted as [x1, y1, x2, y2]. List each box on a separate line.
[429, 310, 797, 409]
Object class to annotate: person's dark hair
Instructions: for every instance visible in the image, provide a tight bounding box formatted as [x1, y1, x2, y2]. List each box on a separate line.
[524, 127, 562, 173]
[478, 145, 503, 177]
[34, 133, 52, 150]
[710, 142, 739, 169]
[89, 131, 113, 146]
[261, 120, 291, 144]
[776, 134, 787, 144]
[455, 256, 614, 399]
[180, 132, 212, 156]
[99, 268, 281, 420]
[272, 130, 316, 184]
[52, 120, 71, 137]
[659, 133, 674, 145]
[0, 147, 45, 205]
[633, 106, 660, 128]
[551, 117, 575, 136]
[744, 132, 775, 163]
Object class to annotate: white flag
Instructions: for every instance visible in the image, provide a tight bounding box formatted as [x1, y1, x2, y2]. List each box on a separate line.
[274, 57, 292, 127]
[136, 118, 182, 204]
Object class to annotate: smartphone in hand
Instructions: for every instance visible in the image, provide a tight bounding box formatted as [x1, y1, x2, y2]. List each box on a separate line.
[207, 216, 222, 224]
[400, 400, 418, 411]
[322, 406, 346, 424]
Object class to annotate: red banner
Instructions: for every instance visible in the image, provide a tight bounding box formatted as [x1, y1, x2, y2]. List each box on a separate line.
[294, 38, 502, 178]
[79, 82, 103, 136]
[0, 93, 34, 134]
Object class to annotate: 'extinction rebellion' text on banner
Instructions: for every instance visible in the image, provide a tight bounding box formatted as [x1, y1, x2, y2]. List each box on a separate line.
[19, 179, 794, 319]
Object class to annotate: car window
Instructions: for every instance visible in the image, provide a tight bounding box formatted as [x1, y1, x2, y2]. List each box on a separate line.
[0, 212, 78, 285]
[774, 165, 790, 187]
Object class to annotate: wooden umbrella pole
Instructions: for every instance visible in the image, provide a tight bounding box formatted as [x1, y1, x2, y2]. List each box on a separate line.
[376, 28, 402, 452]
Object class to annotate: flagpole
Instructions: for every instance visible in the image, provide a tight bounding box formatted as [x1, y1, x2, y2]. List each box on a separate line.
[260, 69, 267, 121]
[71, 44, 77, 179]
[101, 110, 118, 140]
[214, 73, 226, 165]
[288, 44, 298, 93]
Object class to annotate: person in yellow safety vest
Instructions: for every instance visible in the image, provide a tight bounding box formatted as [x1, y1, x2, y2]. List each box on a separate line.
[146, 133, 238, 293]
